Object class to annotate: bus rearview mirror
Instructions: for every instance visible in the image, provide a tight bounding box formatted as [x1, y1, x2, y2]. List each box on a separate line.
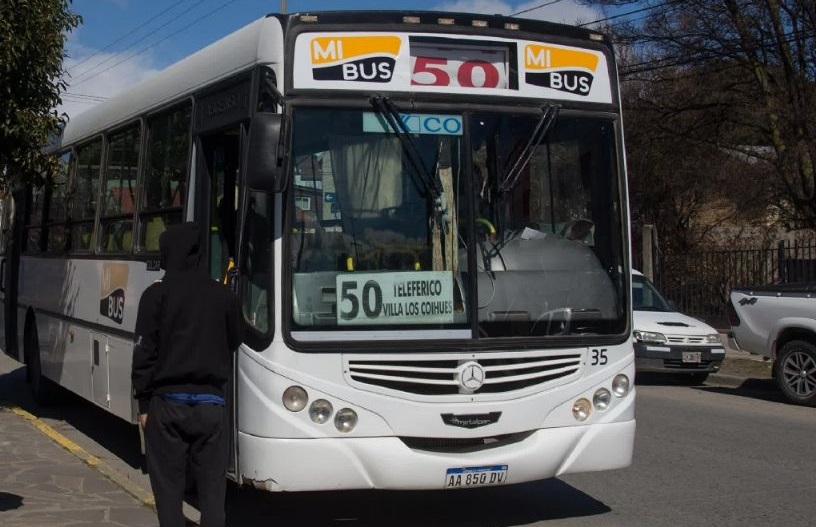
[246, 113, 287, 192]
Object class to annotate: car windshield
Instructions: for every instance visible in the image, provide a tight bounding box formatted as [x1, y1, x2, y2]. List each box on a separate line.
[632, 275, 673, 312]
[287, 106, 627, 341]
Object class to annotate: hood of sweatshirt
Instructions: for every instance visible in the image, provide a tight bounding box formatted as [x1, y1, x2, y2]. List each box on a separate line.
[159, 222, 203, 275]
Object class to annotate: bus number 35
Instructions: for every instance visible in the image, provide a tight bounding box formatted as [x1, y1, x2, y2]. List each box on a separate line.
[411, 56, 502, 88]
[591, 348, 608, 366]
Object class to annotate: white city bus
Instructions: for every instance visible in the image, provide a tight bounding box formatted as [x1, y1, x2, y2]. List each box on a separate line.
[0, 10, 635, 491]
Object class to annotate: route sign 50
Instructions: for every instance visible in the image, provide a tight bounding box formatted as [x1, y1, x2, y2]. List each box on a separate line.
[409, 42, 510, 90]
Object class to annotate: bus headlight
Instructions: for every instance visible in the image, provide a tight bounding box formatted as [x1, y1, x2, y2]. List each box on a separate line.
[572, 398, 592, 421]
[282, 386, 308, 412]
[309, 399, 333, 424]
[334, 408, 358, 433]
[612, 374, 630, 397]
[593, 388, 612, 411]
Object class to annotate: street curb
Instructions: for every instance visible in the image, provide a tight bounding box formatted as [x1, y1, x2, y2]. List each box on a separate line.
[6, 405, 156, 511]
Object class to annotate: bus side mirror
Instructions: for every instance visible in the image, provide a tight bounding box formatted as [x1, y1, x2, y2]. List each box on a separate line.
[246, 113, 287, 192]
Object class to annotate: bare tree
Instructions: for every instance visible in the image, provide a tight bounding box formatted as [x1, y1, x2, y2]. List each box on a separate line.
[591, 0, 815, 233]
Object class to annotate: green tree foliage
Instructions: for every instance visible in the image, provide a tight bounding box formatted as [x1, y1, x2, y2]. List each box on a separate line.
[591, 0, 816, 236]
[0, 0, 80, 189]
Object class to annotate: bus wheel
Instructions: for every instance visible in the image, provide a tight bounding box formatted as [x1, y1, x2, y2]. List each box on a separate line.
[25, 322, 57, 406]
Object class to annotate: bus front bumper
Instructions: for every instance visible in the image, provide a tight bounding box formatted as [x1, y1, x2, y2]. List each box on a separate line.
[237, 412, 635, 492]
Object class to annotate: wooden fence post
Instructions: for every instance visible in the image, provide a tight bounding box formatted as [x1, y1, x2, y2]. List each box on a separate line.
[642, 224, 655, 281]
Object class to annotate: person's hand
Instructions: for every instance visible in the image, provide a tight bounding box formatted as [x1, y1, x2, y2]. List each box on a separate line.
[139, 413, 148, 429]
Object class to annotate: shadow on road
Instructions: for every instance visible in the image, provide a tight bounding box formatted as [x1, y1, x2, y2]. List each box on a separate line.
[696, 378, 788, 404]
[0, 492, 23, 512]
[635, 369, 787, 404]
[634, 372, 708, 387]
[224, 478, 611, 527]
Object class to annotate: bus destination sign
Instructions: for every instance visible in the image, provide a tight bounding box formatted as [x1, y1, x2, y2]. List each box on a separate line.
[336, 271, 455, 326]
[293, 32, 612, 103]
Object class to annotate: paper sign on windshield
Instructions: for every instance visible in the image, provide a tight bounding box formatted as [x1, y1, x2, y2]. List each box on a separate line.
[336, 271, 455, 325]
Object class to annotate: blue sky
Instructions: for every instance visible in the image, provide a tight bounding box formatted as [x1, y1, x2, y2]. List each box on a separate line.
[62, 0, 610, 117]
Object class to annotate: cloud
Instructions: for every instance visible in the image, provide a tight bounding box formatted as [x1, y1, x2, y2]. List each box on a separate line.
[433, 0, 603, 26]
[58, 38, 160, 120]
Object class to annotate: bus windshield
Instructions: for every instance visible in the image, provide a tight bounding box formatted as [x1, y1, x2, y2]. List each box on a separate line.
[288, 106, 626, 340]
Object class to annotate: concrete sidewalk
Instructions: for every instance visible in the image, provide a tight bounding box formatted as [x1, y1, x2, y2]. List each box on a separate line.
[0, 403, 158, 527]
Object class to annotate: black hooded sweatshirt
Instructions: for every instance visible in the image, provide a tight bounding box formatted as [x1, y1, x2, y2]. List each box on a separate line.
[131, 222, 242, 414]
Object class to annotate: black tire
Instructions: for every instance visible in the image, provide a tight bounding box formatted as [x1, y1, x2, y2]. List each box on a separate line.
[775, 340, 816, 407]
[675, 372, 709, 385]
[25, 321, 58, 406]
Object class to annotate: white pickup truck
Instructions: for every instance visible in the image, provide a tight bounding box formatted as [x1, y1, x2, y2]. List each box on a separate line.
[728, 284, 816, 406]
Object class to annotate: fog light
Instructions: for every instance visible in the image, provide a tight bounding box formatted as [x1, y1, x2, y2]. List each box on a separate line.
[593, 388, 612, 411]
[572, 398, 592, 421]
[282, 386, 308, 412]
[612, 374, 630, 397]
[309, 399, 333, 424]
[334, 408, 358, 433]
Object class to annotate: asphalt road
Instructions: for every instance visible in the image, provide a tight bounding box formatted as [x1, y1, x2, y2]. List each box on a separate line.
[1, 352, 814, 527]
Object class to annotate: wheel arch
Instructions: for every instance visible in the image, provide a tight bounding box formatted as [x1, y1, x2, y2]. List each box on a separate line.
[771, 320, 816, 361]
[775, 327, 816, 355]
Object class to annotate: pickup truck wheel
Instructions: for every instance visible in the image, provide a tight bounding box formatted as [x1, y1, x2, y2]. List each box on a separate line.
[775, 340, 816, 407]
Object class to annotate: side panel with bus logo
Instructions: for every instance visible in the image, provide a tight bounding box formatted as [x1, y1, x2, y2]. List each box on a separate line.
[523, 44, 599, 95]
[99, 263, 129, 324]
[310, 36, 401, 82]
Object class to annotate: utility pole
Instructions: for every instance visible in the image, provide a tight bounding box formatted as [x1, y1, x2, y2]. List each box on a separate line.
[281, 0, 286, 13]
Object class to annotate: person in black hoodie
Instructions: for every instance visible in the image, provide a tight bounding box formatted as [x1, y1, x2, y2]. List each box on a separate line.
[132, 222, 242, 527]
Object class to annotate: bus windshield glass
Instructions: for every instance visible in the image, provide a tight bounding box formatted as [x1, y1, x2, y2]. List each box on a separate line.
[288, 106, 626, 339]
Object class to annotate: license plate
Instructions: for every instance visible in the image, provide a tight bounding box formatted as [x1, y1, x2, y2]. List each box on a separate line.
[444, 465, 508, 489]
[682, 351, 702, 363]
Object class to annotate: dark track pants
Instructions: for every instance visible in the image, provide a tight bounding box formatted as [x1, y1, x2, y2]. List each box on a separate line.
[145, 396, 228, 527]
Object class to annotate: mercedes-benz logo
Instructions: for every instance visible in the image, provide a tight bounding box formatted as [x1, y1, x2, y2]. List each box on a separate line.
[458, 361, 486, 391]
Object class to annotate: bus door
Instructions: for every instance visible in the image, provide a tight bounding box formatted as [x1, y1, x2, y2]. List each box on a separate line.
[0, 190, 19, 360]
[196, 124, 243, 478]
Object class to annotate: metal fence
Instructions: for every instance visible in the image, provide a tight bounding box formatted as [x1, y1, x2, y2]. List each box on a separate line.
[654, 239, 816, 327]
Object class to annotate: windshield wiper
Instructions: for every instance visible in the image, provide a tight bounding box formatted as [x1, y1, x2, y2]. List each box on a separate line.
[498, 104, 559, 194]
[369, 95, 444, 208]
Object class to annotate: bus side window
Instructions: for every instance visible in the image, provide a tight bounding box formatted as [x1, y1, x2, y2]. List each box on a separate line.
[99, 125, 140, 254]
[139, 104, 190, 252]
[69, 139, 103, 252]
[43, 151, 73, 253]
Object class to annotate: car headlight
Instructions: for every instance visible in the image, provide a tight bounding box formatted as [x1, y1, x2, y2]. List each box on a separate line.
[705, 333, 721, 344]
[633, 330, 667, 343]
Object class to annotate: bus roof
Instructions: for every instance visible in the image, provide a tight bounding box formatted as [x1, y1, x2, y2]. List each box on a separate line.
[60, 10, 612, 148]
[61, 16, 284, 147]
